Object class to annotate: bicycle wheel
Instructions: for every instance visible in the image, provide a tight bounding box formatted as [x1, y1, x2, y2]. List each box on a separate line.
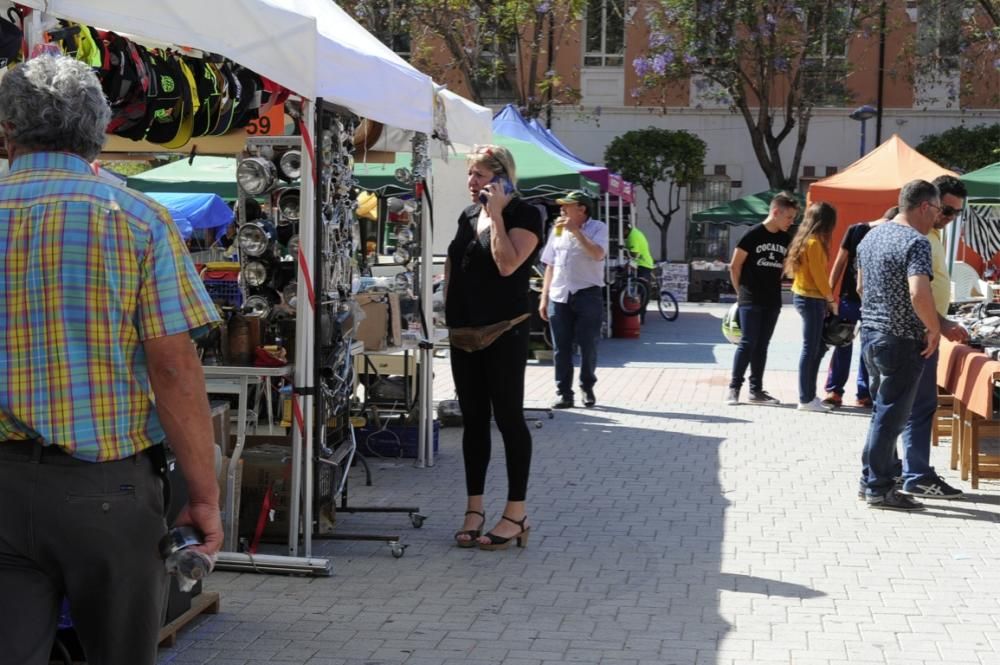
[658, 290, 679, 321]
[617, 279, 647, 316]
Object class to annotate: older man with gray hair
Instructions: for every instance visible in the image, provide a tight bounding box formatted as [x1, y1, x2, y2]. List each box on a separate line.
[856, 180, 942, 512]
[0, 55, 222, 664]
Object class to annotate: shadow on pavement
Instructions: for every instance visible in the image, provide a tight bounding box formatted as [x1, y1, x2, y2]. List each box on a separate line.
[271, 417, 827, 665]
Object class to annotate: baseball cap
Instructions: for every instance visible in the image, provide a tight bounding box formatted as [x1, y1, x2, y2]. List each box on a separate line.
[0, 17, 22, 68]
[555, 190, 594, 214]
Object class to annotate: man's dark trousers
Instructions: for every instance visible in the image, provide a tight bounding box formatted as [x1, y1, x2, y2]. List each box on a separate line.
[730, 304, 781, 393]
[0, 442, 169, 665]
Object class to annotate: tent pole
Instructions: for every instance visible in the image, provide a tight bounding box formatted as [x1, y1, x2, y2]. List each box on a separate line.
[412, 134, 434, 468]
[289, 100, 318, 558]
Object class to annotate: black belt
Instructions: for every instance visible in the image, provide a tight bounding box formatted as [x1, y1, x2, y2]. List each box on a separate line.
[0, 440, 158, 466]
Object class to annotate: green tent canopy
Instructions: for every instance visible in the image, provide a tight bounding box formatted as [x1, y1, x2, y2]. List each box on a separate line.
[352, 136, 598, 196]
[127, 156, 240, 199]
[961, 162, 1000, 202]
[690, 189, 805, 226]
[128, 136, 598, 200]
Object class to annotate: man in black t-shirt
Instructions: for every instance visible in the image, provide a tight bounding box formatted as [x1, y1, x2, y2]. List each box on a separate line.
[726, 192, 798, 405]
[822, 207, 895, 408]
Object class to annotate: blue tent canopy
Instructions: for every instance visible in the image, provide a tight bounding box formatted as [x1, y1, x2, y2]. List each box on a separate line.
[526, 117, 594, 166]
[148, 192, 233, 241]
[493, 104, 609, 190]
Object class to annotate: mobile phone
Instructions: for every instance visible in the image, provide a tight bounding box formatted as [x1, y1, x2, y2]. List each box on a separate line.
[478, 175, 514, 205]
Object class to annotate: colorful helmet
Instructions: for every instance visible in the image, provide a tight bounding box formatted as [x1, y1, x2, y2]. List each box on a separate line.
[722, 303, 741, 345]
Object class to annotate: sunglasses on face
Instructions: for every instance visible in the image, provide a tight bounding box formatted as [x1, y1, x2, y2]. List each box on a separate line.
[941, 204, 963, 217]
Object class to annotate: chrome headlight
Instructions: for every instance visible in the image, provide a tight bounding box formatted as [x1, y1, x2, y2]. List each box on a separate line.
[286, 234, 300, 258]
[395, 225, 414, 245]
[242, 261, 269, 287]
[275, 188, 300, 224]
[392, 247, 411, 265]
[237, 157, 277, 196]
[237, 222, 272, 257]
[243, 295, 272, 318]
[278, 150, 301, 181]
[282, 281, 298, 307]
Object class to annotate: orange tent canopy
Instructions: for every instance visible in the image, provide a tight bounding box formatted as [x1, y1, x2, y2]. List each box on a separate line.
[805, 134, 976, 271]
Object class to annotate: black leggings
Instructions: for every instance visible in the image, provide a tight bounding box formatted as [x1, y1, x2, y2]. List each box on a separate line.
[450, 321, 532, 501]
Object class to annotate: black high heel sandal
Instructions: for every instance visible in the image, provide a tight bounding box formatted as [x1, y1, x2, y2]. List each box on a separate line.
[454, 510, 485, 548]
[478, 515, 530, 551]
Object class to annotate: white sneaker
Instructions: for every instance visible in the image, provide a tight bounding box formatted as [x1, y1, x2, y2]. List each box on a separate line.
[726, 388, 739, 406]
[797, 398, 828, 412]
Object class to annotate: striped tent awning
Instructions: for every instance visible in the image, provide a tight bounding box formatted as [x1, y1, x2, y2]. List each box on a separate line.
[964, 203, 1000, 260]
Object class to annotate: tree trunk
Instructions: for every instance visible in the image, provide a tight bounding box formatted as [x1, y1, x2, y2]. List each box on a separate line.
[659, 219, 669, 262]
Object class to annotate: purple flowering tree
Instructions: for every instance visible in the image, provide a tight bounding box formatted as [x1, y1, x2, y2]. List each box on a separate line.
[345, 0, 587, 116]
[633, 0, 879, 190]
[904, 0, 1000, 108]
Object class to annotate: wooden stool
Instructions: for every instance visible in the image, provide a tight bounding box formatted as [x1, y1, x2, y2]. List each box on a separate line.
[932, 390, 954, 447]
[958, 406, 1000, 489]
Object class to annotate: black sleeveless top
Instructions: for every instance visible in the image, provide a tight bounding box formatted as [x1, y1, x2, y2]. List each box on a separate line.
[445, 198, 543, 327]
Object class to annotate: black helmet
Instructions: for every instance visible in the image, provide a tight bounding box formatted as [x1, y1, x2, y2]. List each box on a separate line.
[822, 316, 856, 347]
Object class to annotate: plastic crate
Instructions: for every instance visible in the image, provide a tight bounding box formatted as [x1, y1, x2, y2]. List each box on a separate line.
[203, 278, 243, 307]
[356, 420, 439, 458]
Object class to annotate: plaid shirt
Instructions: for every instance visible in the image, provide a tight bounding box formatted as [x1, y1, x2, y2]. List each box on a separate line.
[0, 152, 220, 461]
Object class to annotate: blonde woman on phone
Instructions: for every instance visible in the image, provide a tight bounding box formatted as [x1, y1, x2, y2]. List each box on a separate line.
[444, 145, 542, 550]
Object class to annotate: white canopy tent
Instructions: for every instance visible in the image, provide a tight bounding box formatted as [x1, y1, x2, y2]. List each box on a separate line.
[11, 0, 491, 561]
[17, 0, 436, 133]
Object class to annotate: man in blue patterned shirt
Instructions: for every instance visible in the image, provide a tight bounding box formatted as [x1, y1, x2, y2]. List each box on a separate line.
[856, 180, 942, 511]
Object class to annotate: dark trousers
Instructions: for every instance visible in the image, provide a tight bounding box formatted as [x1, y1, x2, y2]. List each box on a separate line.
[450, 322, 532, 501]
[824, 298, 870, 399]
[793, 294, 829, 404]
[729, 304, 781, 393]
[0, 442, 168, 665]
[637, 266, 653, 323]
[548, 286, 603, 398]
[860, 332, 925, 496]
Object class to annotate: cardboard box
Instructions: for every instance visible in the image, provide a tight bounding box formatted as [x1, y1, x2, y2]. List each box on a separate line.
[387, 291, 402, 347]
[355, 293, 390, 351]
[238, 444, 293, 539]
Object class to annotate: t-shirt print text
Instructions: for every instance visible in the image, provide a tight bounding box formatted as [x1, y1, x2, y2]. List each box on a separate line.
[755, 242, 786, 270]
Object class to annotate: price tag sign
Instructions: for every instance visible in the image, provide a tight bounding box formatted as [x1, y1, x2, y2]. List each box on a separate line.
[246, 104, 285, 136]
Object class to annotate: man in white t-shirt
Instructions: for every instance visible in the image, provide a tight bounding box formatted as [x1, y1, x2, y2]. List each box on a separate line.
[538, 190, 608, 409]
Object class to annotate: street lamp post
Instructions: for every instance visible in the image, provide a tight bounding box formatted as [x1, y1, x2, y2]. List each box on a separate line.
[849, 104, 877, 158]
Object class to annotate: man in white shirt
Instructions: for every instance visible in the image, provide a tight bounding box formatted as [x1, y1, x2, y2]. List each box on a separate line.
[539, 190, 608, 408]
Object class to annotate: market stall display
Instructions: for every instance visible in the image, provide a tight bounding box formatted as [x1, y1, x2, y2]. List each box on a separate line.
[5, 0, 491, 577]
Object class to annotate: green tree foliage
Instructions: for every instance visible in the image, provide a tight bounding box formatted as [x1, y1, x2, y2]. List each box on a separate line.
[347, 0, 586, 115]
[604, 128, 706, 260]
[633, 0, 879, 190]
[916, 123, 1000, 173]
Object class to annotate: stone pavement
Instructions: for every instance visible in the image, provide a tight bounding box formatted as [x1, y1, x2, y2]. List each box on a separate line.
[159, 303, 1000, 665]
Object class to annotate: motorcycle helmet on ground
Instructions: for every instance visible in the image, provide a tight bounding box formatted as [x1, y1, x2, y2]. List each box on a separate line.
[722, 302, 741, 345]
[822, 315, 857, 347]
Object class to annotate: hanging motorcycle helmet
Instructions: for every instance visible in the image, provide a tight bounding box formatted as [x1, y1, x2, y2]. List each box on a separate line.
[722, 303, 742, 345]
[822, 316, 857, 347]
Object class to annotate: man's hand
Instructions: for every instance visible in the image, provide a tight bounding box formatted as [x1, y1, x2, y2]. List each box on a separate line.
[538, 297, 549, 322]
[941, 319, 970, 343]
[826, 299, 839, 317]
[173, 500, 223, 557]
[922, 328, 941, 358]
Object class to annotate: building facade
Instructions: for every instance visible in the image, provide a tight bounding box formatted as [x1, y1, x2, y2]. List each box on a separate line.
[411, 0, 1000, 263]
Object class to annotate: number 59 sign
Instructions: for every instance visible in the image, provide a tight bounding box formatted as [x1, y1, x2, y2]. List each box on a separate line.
[246, 104, 285, 136]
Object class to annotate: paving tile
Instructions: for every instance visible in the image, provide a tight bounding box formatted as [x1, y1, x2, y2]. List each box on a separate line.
[155, 304, 1000, 665]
